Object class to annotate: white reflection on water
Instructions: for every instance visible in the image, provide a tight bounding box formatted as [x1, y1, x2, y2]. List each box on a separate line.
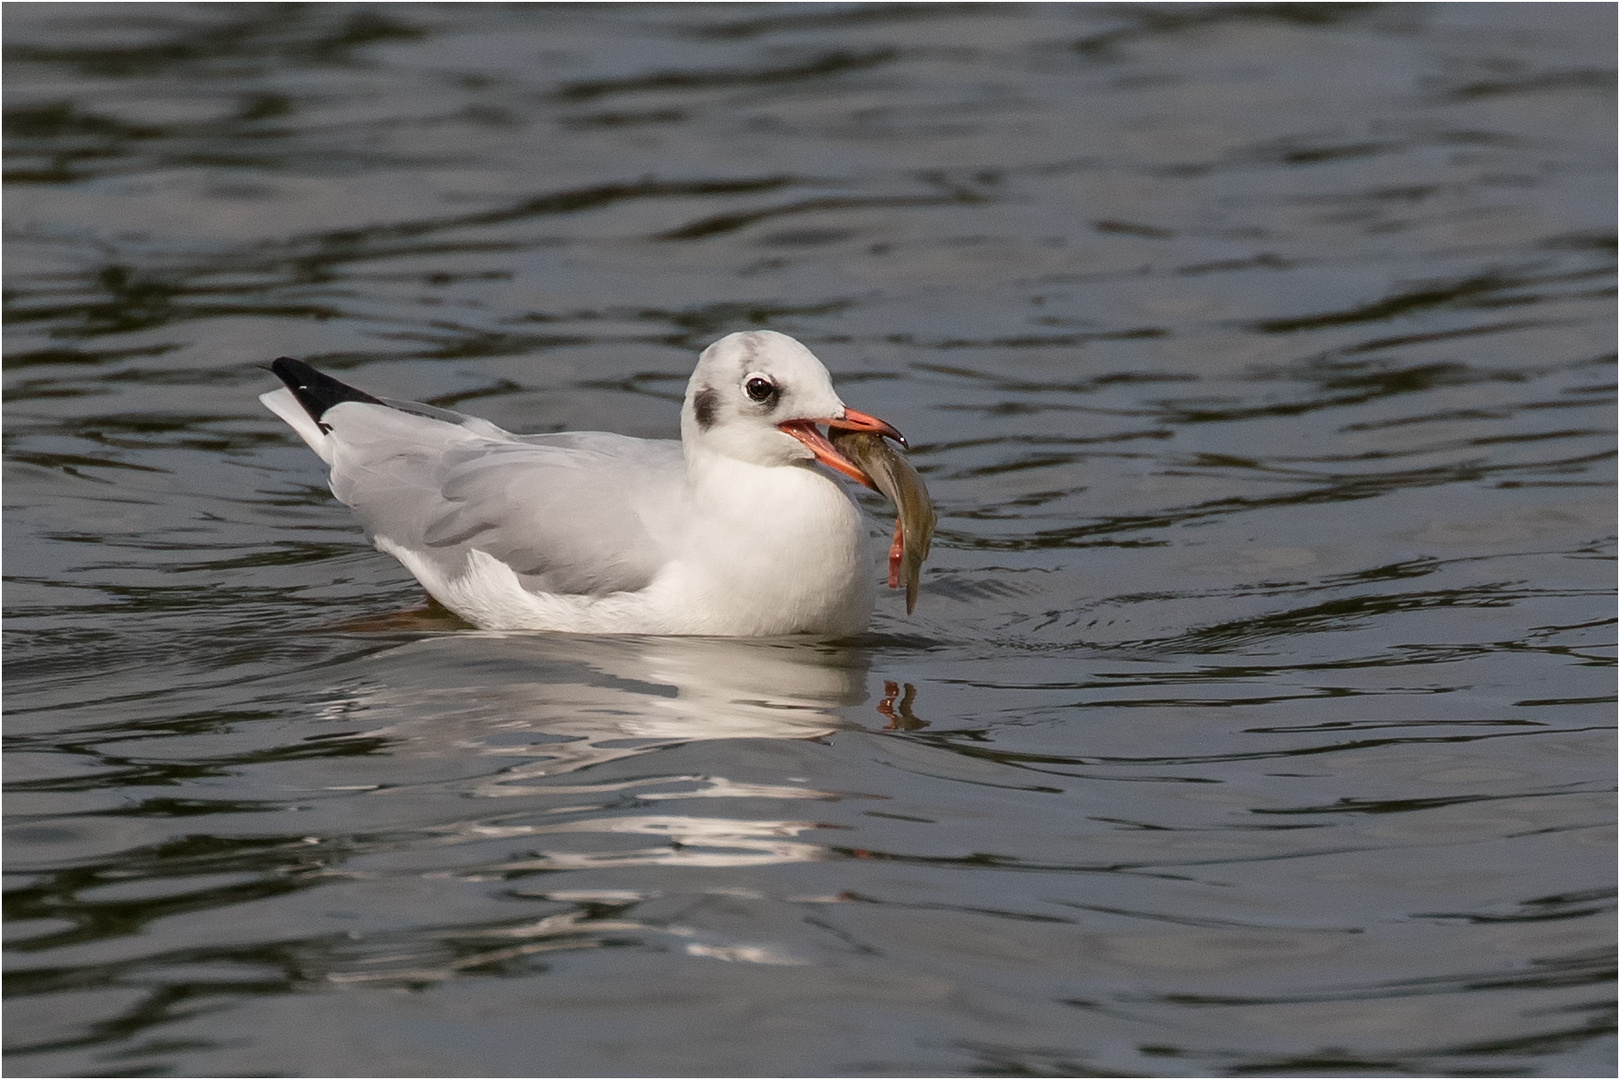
[285, 633, 881, 983]
[324, 899, 815, 987]
[480, 814, 831, 871]
[341, 631, 866, 760]
[308, 631, 877, 869]
[325, 909, 645, 985]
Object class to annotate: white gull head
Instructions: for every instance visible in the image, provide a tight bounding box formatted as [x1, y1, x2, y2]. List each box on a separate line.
[682, 329, 904, 483]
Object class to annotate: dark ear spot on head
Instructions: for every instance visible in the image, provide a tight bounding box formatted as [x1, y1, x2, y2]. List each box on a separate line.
[692, 386, 718, 431]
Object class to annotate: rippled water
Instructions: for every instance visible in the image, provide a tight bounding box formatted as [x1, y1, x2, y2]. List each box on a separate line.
[4, 4, 1615, 1076]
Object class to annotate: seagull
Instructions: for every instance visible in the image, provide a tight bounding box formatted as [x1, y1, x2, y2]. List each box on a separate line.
[260, 330, 909, 635]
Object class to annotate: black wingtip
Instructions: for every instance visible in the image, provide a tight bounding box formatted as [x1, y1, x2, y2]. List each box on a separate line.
[269, 357, 386, 425]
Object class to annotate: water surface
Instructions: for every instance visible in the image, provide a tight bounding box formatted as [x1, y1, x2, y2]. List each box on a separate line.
[4, 3, 1615, 1076]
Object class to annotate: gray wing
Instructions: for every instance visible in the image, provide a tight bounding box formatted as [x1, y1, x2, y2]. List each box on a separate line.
[314, 398, 686, 596]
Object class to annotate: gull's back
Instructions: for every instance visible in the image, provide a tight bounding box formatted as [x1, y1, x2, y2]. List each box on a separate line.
[261, 377, 685, 600]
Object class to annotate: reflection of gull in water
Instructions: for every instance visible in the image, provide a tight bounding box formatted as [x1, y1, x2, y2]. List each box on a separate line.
[309, 633, 883, 878]
[294, 634, 905, 982]
[327, 631, 875, 791]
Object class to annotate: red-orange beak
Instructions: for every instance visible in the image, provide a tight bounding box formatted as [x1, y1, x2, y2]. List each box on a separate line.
[778, 408, 907, 489]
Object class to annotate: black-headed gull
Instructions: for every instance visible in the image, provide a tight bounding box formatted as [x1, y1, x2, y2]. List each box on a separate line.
[261, 330, 909, 635]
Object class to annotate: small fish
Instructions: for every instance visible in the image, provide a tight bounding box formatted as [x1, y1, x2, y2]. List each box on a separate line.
[830, 428, 936, 613]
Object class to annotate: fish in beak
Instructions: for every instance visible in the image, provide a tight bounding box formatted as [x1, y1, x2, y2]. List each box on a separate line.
[778, 408, 907, 489]
[828, 427, 936, 613]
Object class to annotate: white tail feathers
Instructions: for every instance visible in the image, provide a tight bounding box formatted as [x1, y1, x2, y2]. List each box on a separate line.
[260, 388, 333, 464]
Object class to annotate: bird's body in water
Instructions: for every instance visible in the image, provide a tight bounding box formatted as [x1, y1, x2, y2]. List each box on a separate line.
[261, 330, 923, 635]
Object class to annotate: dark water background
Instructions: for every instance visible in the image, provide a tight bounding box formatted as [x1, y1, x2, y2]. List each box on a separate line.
[4, 3, 1615, 1076]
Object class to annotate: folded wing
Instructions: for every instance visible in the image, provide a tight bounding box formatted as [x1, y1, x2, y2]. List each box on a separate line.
[263, 386, 685, 597]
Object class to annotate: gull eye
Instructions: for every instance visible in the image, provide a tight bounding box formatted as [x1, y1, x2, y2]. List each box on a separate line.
[744, 376, 776, 403]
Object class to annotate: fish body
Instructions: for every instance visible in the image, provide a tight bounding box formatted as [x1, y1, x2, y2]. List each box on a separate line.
[829, 428, 936, 613]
